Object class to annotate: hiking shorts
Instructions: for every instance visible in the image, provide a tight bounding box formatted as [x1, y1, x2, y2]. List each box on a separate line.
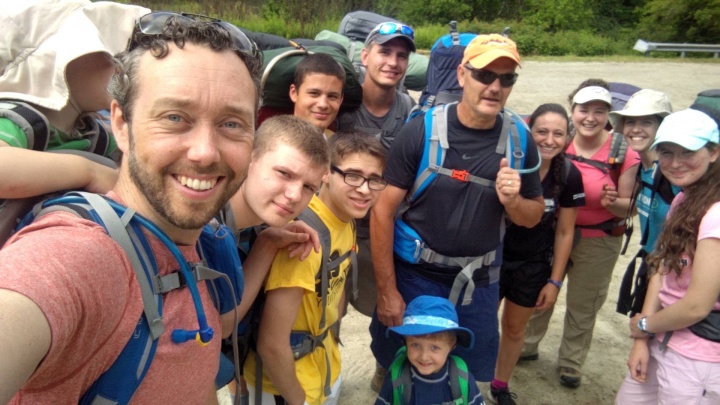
[499, 260, 551, 308]
[369, 258, 499, 381]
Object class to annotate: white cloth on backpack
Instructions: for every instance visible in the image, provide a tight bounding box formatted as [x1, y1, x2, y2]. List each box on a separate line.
[0, 0, 148, 111]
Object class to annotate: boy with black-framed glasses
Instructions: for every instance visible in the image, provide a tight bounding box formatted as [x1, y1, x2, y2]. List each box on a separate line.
[244, 130, 386, 405]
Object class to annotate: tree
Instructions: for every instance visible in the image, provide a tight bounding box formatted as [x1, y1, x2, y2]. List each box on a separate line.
[395, 0, 473, 25]
[522, 0, 594, 31]
[637, 0, 720, 43]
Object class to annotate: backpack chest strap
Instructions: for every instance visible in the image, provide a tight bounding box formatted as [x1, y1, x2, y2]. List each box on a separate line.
[290, 325, 335, 397]
[431, 165, 496, 188]
[152, 262, 223, 294]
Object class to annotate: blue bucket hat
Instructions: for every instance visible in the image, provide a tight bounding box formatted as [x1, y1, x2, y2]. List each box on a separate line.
[387, 295, 474, 348]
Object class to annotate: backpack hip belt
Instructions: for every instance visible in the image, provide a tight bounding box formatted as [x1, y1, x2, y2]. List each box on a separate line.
[415, 238, 500, 306]
[393, 103, 531, 306]
[290, 324, 336, 397]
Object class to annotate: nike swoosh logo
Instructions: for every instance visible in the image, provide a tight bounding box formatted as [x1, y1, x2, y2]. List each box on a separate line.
[462, 154, 479, 160]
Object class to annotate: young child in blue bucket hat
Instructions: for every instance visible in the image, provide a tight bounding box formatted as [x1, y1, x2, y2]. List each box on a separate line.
[375, 295, 485, 405]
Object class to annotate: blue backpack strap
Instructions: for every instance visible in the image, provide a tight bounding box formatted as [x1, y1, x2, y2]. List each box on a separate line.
[22, 192, 163, 405]
[17, 191, 221, 404]
[500, 110, 524, 170]
[198, 219, 244, 315]
[394, 106, 521, 306]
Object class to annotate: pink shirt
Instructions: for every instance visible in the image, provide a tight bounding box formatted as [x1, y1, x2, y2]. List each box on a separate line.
[0, 195, 221, 403]
[567, 135, 640, 238]
[657, 195, 720, 362]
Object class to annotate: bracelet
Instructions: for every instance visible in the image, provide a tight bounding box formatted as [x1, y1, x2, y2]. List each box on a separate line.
[638, 316, 655, 337]
[547, 278, 563, 289]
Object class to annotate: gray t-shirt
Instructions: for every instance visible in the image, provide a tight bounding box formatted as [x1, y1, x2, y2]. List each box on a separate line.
[337, 90, 415, 150]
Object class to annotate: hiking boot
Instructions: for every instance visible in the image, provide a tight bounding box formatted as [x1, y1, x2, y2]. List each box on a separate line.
[486, 386, 518, 405]
[558, 366, 582, 388]
[370, 365, 387, 393]
[518, 352, 539, 362]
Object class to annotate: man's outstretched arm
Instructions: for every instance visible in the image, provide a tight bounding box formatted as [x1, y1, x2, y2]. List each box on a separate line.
[370, 184, 407, 327]
[0, 289, 51, 404]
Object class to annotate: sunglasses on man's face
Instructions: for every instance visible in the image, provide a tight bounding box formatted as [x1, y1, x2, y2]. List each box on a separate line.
[464, 65, 518, 88]
[373, 22, 415, 40]
[127, 11, 259, 56]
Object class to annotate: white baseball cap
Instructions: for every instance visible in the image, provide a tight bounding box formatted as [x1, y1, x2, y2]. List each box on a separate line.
[651, 109, 719, 151]
[572, 86, 612, 108]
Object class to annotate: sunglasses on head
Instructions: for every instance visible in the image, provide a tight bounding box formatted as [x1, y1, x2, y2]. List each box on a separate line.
[127, 11, 259, 56]
[464, 65, 518, 88]
[373, 22, 414, 40]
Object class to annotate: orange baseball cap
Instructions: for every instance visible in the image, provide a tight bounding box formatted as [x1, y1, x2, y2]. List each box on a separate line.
[462, 34, 521, 69]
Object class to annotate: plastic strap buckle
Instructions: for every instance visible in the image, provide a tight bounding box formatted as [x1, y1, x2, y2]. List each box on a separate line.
[450, 169, 470, 182]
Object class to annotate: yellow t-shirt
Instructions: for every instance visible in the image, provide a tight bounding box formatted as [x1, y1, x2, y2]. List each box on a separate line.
[244, 195, 355, 405]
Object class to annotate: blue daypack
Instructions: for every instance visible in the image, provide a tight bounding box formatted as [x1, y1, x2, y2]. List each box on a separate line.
[416, 22, 477, 113]
[393, 102, 537, 305]
[9, 191, 243, 404]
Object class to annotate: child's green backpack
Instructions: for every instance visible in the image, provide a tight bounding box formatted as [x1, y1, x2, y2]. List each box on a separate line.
[389, 346, 469, 405]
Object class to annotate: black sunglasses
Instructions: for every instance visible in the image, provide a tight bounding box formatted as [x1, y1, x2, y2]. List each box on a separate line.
[127, 11, 259, 57]
[330, 165, 388, 191]
[464, 65, 518, 88]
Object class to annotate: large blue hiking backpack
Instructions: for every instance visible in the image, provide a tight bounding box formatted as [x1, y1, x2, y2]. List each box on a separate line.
[7, 191, 243, 403]
[417, 22, 477, 112]
[394, 102, 539, 306]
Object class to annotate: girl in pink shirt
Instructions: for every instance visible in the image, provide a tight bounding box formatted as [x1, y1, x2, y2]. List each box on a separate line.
[616, 108, 720, 404]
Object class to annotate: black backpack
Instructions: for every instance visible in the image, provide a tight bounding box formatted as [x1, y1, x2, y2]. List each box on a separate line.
[338, 10, 401, 42]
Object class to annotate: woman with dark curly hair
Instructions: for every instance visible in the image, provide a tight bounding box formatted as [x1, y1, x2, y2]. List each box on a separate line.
[488, 104, 585, 405]
[522, 79, 641, 388]
[616, 108, 720, 404]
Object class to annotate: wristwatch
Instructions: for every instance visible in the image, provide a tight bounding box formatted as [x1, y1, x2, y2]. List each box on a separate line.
[547, 278, 563, 289]
[638, 316, 655, 337]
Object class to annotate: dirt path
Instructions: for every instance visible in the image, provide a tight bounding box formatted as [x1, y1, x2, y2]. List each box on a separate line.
[337, 61, 720, 405]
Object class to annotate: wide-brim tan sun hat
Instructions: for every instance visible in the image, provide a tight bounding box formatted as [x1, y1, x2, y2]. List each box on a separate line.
[609, 89, 672, 133]
[0, 0, 149, 111]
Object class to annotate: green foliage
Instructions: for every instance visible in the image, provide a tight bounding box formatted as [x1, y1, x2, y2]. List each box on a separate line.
[522, 0, 594, 31]
[117, 0, 719, 59]
[397, 0, 472, 25]
[637, 0, 720, 44]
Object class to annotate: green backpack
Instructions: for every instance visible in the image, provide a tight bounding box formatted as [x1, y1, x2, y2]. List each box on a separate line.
[389, 346, 469, 405]
[260, 44, 363, 113]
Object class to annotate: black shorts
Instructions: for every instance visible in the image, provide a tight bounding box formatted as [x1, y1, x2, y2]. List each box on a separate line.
[499, 259, 551, 308]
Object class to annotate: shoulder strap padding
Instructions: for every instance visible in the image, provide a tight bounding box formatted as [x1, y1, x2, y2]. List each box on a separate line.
[27, 192, 162, 405]
[447, 355, 469, 404]
[296, 207, 358, 329]
[390, 346, 413, 405]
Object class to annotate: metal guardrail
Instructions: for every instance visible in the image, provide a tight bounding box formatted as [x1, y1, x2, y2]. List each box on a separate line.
[634, 39, 720, 58]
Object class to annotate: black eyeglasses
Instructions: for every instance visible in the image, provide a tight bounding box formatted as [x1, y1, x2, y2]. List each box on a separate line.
[127, 11, 259, 57]
[330, 165, 388, 191]
[464, 65, 518, 88]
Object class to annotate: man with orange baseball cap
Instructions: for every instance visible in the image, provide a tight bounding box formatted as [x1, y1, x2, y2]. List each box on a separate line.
[368, 33, 544, 393]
